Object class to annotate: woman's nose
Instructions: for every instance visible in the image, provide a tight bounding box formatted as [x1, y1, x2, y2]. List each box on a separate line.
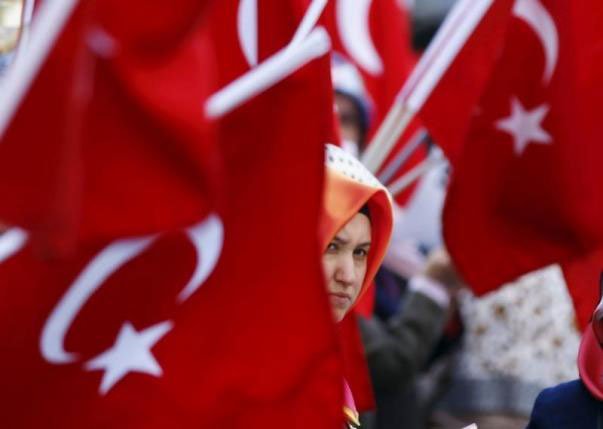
[335, 254, 356, 285]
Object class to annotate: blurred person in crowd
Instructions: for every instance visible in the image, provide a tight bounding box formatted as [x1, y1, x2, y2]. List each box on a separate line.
[431, 266, 581, 429]
[331, 54, 463, 429]
[321, 143, 394, 428]
[361, 248, 463, 429]
[526, 277, 603, 428]
[331, 53, 372, 157]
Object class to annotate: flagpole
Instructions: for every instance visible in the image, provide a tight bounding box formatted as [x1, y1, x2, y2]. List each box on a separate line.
[205, 27, 331, 119]
[360, 0, 494, 173]
[0, 0, 79, 139]
[387, 150, 443, 197]
[378, 128, 429, 185]
[361, 101, 413, 173]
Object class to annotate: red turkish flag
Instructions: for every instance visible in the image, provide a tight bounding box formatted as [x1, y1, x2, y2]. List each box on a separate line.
[414, 0, 515, 163]
[210, 0, 380, 414]
[0, 0, 220, 250]
[0, 182, 340, 428]
[441, 1, 603, 301]
[0, 0, 342, 427]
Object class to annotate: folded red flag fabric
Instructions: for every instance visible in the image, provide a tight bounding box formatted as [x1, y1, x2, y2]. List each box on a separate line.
[0, 0, 220, 249]
[415, 0, 515, 164]
[0, 0, 342, 426]
[440, 1, 603, 300]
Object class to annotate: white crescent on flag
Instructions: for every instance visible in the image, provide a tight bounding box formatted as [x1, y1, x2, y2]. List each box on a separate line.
[513, 0, 559, 84]
[237, 0, 258, 67]
[178, 214, 224, 302]
[336, 0, 384, 75]
[40, 236, 157, 364]
[39, 213, 224, 367]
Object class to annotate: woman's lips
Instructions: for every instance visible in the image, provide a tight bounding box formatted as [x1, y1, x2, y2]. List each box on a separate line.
[328, 292, 352, 308]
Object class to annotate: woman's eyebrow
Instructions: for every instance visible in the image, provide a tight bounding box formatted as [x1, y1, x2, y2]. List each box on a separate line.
[333, 236, 349, 245]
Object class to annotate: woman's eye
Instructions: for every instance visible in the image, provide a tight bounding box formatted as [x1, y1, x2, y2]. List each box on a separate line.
[354, 248, 368, 258]
[326, 242, 338, 252]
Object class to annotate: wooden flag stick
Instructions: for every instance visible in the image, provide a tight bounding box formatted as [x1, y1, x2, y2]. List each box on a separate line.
[0, 0, 79, 139]
[360, 0, 494, 174]
[205, 27, 331, 119]
[387, 150, 444, 197]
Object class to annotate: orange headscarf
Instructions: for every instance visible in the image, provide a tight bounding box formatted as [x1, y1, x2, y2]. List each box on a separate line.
[319, 144, 394, 303]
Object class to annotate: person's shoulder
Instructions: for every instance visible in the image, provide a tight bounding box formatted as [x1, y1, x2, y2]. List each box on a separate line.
[528, 379, 598, 428]
[532, 380, 599, 427]
[537, 379, 589, 405]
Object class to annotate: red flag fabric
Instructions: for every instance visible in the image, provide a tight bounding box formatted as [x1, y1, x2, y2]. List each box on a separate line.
[440, 1, 603, 302]
[0, 1, 220, 249]
[337, 313, 375, 412]
[414, 0, 515, 163]
[325, 0, 415, 130]
[561, 251, 603, 330]
[0, 171, 340, 427]
[0, 0, 343, 426]
[210, 0, 345, 422]
[214, 0, 386, 410]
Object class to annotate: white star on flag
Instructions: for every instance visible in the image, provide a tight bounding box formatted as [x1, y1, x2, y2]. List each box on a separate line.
[85, 320, 173, 395]
[495, 97, 552, 155]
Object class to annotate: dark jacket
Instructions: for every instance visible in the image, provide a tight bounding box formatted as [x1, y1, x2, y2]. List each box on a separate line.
[359, 290, 448, 429]
[526, 379, 603, 429]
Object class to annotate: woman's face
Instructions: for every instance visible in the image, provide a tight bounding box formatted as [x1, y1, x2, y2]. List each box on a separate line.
[322, 212, 371, 322]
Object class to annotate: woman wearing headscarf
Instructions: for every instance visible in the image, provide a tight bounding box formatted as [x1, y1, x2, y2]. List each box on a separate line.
[320, 144, 394, 428]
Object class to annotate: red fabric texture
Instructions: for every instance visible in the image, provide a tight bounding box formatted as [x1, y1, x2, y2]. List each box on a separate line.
[434, 2, 603, 305]
[337, 313, 375, 412]
[0, 0, 343, 426]
[0, 1, 220, 250]
[353, 282, 376, 319]
[417, 0, 515, 164]
[561, 250, 603, 330]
